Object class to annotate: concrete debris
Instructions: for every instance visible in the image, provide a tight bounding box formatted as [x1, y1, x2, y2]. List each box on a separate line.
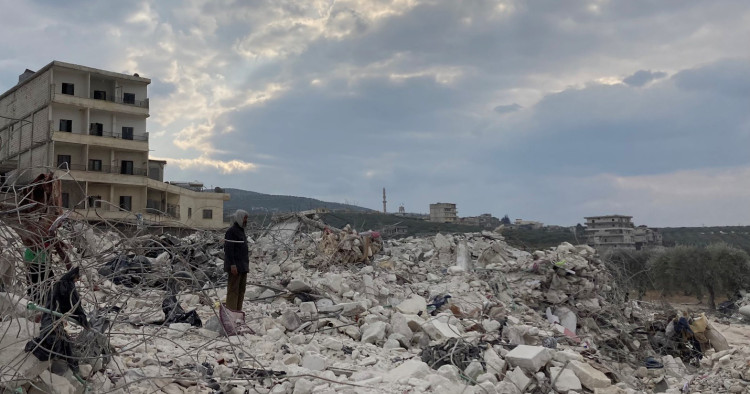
[504, 345, 552, 372]
[550, 366, 582, 392]
[0, 210, 748, 394]
[568, 360, 612, 390]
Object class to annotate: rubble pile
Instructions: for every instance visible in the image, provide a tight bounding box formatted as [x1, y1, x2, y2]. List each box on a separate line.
[0, 215, 749, 394]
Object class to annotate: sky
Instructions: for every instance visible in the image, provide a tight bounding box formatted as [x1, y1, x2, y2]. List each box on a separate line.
[1, 0, 749, 227]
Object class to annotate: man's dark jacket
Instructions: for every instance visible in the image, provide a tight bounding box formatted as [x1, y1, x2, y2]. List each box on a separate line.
[224, 223, 249, 273]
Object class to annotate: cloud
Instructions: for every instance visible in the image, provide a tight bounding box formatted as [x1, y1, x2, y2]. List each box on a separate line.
[494, 103, 522, 114]
[622, 70, 667, 87]
[1, 0, 750, 226]
[153, 156, 257, 174]
[562, 166, 750, 227]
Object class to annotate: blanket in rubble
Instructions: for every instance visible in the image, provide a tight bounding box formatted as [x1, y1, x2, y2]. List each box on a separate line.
[25, 267, 90, 372]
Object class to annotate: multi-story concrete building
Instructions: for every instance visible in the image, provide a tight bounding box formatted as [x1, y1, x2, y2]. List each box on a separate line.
[584, 215, 663, 250]
[584, 215, 636, 249]
[429, 202, 457, 223]
[0, 61, 229, 229]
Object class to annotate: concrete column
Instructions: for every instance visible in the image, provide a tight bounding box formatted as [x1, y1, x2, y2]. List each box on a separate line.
[141, 186, 147, 214]
[83, 144, 89, 171]
[109, 184, 114, 211]
[86, 73, 90, 99]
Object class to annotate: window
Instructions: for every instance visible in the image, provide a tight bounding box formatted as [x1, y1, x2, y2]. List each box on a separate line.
[93, 90, 107, 100]
[88, 195, 102, 208]
[119, 196, 132, 211]
[89, 159, 102, 171]
[57, 155, 71, 169]
[61, 193, 70, 208]
[123, 93, 135, 104]
[202, 209, 213, 219]
[61, 83, 74, 95]
[59, 119, 72, 132]
[188, 208, 192, 219]
[122, 127, 134, 140]
[89, 123, 103, 136]
[120, 160, 134, 175]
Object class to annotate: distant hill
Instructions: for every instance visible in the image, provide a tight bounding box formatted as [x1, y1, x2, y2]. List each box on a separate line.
[223, 188, 374, 216]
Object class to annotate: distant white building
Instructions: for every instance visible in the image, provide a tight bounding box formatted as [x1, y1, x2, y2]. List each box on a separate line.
[0, 61, 229, 228]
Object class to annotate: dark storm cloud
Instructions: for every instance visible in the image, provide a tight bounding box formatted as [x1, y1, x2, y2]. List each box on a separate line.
[494, 104, 523, 114]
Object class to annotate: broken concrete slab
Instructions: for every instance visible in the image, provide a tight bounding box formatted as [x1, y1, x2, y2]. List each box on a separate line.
[385, 359, 431, 383]
[394, 294, 427, 315]
[484, 347, 506, 376]
[550, 366, 582, 392]
[569, 360, 611, 390]
[422, 316, 461, 341]
[361, 321, 388, 344]
[503, 366, 531, 392]
[505, 345, 552, 372]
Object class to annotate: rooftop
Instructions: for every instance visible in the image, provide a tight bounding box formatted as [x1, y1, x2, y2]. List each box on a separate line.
[0, 60, 151, 102]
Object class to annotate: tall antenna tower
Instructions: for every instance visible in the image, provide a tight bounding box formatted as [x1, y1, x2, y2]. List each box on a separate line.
[382, 188, 387, 213]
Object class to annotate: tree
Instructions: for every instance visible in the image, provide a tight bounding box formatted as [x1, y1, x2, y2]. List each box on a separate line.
[602, 249, 654, 300]
[500, 215, 511, 225]
[649, 243, 750, 309]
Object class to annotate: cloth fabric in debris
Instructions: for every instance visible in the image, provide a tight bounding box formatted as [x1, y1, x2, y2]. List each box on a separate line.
[24, 247, 51, 303]
[219, 303, 247, 336]
[162, 295, 202, 327]
[98, 255, 153, 287]
[25, 266, 89, 371]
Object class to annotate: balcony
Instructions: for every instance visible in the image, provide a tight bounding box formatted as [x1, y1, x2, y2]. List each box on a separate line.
[62, 163, 148, 176]
[51, 84, 149, 115]
[86, 130, 149, 142]
[53, 129, 149, 151]
[90, 92, 149, 108]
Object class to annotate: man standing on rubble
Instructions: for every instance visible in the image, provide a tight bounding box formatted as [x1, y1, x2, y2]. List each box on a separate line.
[17, 173, 71, 303]
[224, 209, 249, 311]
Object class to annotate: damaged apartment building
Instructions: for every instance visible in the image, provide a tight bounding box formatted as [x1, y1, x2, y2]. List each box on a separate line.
[584, 214, 663, 251]
[0, 61, 229, 229]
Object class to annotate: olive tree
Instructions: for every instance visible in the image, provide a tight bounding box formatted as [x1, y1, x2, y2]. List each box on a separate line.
[649, 243, 750, 309]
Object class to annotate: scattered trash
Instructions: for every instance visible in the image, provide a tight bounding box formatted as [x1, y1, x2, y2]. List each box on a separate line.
[162, 295, 202, 327]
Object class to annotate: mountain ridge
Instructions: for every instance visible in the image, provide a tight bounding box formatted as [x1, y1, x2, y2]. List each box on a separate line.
[222, 188, 374, 215]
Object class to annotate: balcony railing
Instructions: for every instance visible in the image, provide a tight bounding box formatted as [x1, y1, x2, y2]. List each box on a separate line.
[57, 163, 147, 176]
[54, 128, 149, 142]
[93, 94, 149, 109]
[88, 130, 149, 142]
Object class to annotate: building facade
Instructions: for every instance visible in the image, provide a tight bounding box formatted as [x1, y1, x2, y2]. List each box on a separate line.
[429, 203, 457, 223]
[513, 219, 544, 229]
[584, 215, 635, 249]
[633, 225, 663, 250]
[0, 61, 229, 229]
[461, 213, 501, 229]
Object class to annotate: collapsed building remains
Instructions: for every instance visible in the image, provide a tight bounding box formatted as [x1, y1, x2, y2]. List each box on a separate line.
[1, 184, 749, 393]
